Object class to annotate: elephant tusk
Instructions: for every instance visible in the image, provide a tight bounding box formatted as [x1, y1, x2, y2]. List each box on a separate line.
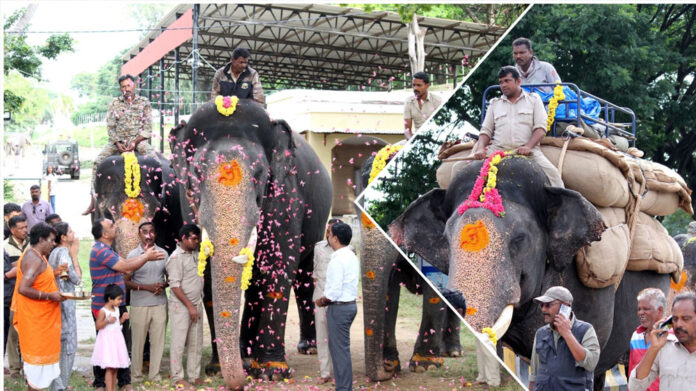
[491, 304, 514, 338]
[201, 228, 212, 256]
[232, 229, 258, 265]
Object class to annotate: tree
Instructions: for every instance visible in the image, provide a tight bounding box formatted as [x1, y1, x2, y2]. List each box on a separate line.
[433, 4, 696, 215]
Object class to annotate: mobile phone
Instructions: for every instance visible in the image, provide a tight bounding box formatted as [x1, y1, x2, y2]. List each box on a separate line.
[559, 304, 572, 319]
[657, 316, 673, 336]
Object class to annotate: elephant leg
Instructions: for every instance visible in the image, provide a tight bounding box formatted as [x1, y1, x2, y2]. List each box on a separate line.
[441, 308, 462, 357]
[240, 275, 263, 367]
[293, 250, 317, 355]
[202, 258, 220, 376]
[383, 267, 402, 373]
[410, 284, 446, 372]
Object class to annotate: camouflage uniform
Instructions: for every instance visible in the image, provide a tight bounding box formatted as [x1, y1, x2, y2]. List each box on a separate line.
[92, 95, 156, 187]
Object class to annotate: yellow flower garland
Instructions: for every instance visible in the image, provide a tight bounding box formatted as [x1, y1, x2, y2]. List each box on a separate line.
[368, 144, 403, 184]
[122, 152, 141, 198]
[481, 327, 497, 345]
[197, 240, 214, 277]
[480, 152, 503, 201]
[215, 95, 239, 117]
[546, 83, 566, 132]
[239, 247, 255, 290]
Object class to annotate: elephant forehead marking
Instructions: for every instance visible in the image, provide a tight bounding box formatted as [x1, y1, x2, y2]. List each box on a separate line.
[459, 220, 489, 252]
[218, 160, 244, 187]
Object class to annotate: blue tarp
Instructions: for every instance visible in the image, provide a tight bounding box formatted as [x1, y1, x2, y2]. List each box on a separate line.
[525, 86, 601, 125]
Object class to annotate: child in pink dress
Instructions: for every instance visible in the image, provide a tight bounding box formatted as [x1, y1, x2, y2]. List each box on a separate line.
[91, 284, 130, 391]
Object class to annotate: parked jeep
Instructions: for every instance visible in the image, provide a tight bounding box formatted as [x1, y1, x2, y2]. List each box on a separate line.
[43, 140, 80, 179]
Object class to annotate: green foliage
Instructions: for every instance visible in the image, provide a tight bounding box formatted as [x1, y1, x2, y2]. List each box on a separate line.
[662, 209, 694, 237]
[37, 33, 74, 59]
[4, 180, 17, 202]
[342, 3, 526, 26]
[434, 4, 696, 212]
[3, 89, 24, 113]
[3, 72, 54, 133]
[366, 125, 460, 228]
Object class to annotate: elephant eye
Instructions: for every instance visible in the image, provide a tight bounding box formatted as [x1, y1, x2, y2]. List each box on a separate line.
[509, 233, 527, 254]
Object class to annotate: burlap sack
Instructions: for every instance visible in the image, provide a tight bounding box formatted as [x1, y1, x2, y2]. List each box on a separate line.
[436, 141, 476, 189]
[576, 207, 631, 289]
[629, 159, 694, 216]
[628, 212, 684, 281]
[540, 145, 629, 208]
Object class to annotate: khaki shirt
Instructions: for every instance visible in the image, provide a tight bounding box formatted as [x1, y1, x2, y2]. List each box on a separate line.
[312, 240, 333, 301]
[404, 91, 443, 130]
[480, 90, 548, 151]
[529, 315, 601, 382]
[166, 245, 203, 306]
[106, 95, 152, 145]
[628, 336, 696, 391]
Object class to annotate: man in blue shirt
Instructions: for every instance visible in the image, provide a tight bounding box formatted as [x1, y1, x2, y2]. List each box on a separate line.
[315, 222, 359, 391]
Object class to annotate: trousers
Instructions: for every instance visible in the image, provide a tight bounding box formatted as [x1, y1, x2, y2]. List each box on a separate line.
[169, 301, 203, 382]
[130, 304, 167, 382]
[327, 303, 357, 391]
[315, 305, 332, 378]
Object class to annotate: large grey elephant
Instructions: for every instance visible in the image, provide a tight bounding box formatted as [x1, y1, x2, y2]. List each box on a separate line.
[359, 155, 462, 381]
[390, 156, 670, 390]
[168, 99, 332, 389]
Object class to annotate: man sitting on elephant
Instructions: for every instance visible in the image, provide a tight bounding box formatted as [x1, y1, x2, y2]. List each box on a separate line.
[529, 286, 600, 391]
[473, 66, 564, 188]
[84, 74, 156, 214]
[211, 47, 264, 105]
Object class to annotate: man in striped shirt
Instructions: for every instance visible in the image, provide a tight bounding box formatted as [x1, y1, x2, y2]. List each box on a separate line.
[89, 218, 165, 391]
[628, 288, 667, 391]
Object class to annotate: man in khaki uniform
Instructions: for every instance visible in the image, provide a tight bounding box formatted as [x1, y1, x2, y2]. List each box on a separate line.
[474, 66, 564, 188]
[404, 71, 442, 139]
[166, 224, 204, 388]
[85, 74, 156, 214]
[125, 222, 168, 383]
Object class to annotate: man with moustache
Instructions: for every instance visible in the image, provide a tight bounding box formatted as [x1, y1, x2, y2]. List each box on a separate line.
[22, 185, 54, 230]
[473, 66, 564, 187]
[125, 222, 169, 383]
[404, 71, 442, 139]
[628, 288, 667, 391]
[512, 37, 561, 92]
[528, 286, 600, 391]
[4, 203, 21, 239]
[84, 74, 155, 214]
[629, 292, 696, 391]
[211, 47, 265, 105]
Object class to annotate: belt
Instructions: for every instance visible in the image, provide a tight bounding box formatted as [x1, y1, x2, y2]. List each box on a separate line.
[330, 300, 356, 305]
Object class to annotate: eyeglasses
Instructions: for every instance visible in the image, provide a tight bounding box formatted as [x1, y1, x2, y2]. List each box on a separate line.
[539, 301, 560, 309]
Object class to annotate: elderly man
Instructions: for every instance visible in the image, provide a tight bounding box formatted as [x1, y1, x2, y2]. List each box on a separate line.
[404, 71, 442, 139]
[22, 185, 54, 230]
[313, 218, 344, 384]
[125, 222, 169, 383]
[629, 288, 667, 391]
[84, 74, 155, 214]
[474, 66, 564, 187]
[629, 292, 696, 391]
[211, 47, 264, 105]
[11, 223, 67, 390]
[315, 222, 359, 391]
[529, 286, 600, 391]
[4, 203, 21, 239]
[167, 224, 204, 388]
[512, 37, 561, 90]
[89, 218, 166, 391]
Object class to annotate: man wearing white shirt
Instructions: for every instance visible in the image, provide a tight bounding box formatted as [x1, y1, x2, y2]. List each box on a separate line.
[315, 222, 359, 391]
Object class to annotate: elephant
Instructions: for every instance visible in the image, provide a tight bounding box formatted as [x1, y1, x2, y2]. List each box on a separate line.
[674, 231, 696, 292]
[168, 99, 332, 389]
[389, 156, 671, 390]
[358, 154, 462, 382]
[92, 151, 183, 256]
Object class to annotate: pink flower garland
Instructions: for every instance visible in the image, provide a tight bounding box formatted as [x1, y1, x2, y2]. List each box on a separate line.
[457, 151, 506, 217]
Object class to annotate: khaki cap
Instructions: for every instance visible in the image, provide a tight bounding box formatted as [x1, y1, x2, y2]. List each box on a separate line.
[534, 286, 573, 305]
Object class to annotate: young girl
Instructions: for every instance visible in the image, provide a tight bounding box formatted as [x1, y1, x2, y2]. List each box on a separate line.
[91, 284, 130, 391]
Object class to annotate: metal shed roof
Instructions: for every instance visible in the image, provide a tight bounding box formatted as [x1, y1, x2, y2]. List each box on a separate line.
[121, 3, 508, 90]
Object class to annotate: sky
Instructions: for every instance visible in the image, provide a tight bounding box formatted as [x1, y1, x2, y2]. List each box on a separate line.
[3, 2, 148, 94]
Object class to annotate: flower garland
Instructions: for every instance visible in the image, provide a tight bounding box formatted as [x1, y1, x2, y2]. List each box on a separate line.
[239, 247, 255, 291]
[122, 152, 141, 198]
[197, 239, 214, 277]
[546, 83, 566, 132]
[481, 327, 497, 345]
[215, 95, 239, 117]
[368, 144, 403, 184]
[457, 151, 507, 217]
[121, 198, 144, 222]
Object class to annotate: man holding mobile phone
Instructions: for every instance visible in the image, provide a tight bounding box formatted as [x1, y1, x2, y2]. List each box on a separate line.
[629, 292, 696, 391]
[528, 286, 600, 391]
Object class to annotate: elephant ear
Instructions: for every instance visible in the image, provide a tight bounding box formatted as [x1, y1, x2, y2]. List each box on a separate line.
[271, 119, 297, 159]
[168, 121, 190, 189]
[389, 189, 450, 273]
[545, 187, 606, 271]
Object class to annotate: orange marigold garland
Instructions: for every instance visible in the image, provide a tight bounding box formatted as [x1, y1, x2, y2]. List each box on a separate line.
[122, 198, 145, 222]
[361, 212, 375, 229]
[218, 160, 243, 187]
[459, 220, 489, 252]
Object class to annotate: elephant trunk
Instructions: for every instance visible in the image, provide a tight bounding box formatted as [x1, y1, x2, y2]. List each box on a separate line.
[199, 160, 260, 390]
[360, 226, 398, 381]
